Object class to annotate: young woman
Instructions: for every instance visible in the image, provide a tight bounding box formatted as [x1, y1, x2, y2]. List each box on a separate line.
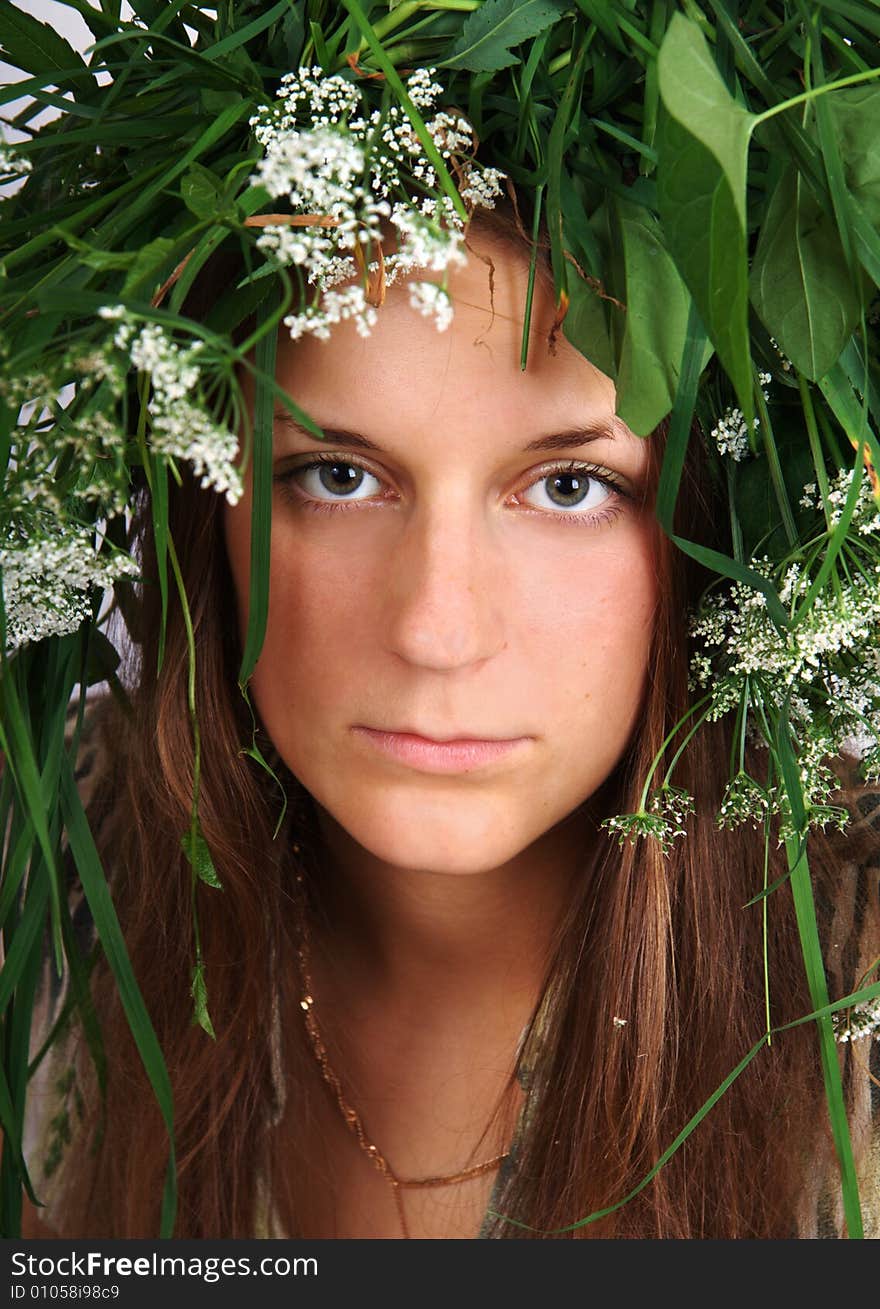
[22, 204, 880, 1239]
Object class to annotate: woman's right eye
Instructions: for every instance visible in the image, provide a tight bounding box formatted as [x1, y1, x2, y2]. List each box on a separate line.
[276, 457, 386, 506]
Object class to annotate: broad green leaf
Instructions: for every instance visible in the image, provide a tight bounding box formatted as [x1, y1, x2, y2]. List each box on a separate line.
[181, 826, 223, 891]
[654, 300, 707, 533]
[562, 273, 615, 380]
[181, 164, 223, 221]
[657, 111, 751, 419]
[121, 236, 178, 299]
[611, 197, 692, 436]
[657, 14, 754, 229]
[750, 165, 861, 381]
[441, 0, 567, 73]
[657, 14, 755, 416]
[829, 85, 880, 227]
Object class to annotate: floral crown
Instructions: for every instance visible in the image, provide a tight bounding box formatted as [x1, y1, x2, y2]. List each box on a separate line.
[1, 0, 879, 1237]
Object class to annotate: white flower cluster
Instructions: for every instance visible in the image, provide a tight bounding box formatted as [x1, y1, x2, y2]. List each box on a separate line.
[834, 990, 880, 1044]
[602, 785, 695, 854]
[1, 520, 139, 651]
[717, 770, 770, 829]
[710, 376, 771, 461]
[248, 66, 506, 341]
[106, 312, 243, 505]
[799, 466, 880, 534]
[690, 483, 880, 831]
[711, 406, 758, 461]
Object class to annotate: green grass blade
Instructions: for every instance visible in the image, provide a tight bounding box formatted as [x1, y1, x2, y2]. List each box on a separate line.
[0, 671, 63, 973]
[237, 289, 279, 689]
[774, 706, 864, 1238]
[58, 755, 177, 1237]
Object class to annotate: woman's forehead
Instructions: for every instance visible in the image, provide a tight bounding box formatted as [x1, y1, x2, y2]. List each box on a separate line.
[272, 234, 633, 457]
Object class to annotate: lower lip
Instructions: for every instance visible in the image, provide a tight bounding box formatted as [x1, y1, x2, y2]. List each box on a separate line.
[352, 727, 530, 774]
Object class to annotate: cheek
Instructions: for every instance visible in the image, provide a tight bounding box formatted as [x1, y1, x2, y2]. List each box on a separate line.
[517, 524, 658, 668]
[248, 524, 381, 707]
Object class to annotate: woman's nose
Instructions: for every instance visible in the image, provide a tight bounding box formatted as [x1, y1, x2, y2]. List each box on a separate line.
[382, 501, 507, 671]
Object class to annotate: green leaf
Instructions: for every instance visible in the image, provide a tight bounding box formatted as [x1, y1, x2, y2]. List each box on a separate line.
[180, 164, 223, 221]
[654, 299, 707, 533]
[0, 4, 92, 89]
[657, 14, 755, 417]
[180, 826, 223, 891]
[750, 164, 861, 381]
[562, 273, 615, 380]
[121, 236, 178, 299]
[829, 85, 880, 227]
[237, 287, 279, 689]
[441, 0, 567, 73]
[611, 197, 693, 436]
[59, 754, 177, 1237]
[775, 714, 864, 1238]
[190, 962, 216, 1040]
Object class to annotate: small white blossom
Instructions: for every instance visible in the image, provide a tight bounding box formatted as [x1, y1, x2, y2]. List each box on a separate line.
[408, 281, 453, 331]
[711, 406, 758, 461]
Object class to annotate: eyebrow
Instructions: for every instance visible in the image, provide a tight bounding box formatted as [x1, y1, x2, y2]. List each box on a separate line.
[272, 410, 618, 453]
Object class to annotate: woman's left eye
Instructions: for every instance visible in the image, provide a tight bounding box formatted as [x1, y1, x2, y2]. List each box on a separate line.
[518, 465, 620, 516]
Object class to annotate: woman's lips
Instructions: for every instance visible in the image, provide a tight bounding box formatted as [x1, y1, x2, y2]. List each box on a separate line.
[352, 727, 531, 774]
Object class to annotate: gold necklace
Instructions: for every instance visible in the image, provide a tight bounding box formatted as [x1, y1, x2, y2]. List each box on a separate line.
[293, 867, 511, 1239]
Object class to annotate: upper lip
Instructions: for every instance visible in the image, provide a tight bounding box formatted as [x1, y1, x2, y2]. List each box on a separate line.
[358, 726, 527, 744]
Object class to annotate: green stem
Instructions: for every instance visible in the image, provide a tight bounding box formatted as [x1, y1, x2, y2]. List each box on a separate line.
[797, 372, 831, 530]
[637, 692, 713, 811]
[753, 66, 880, 128]
[520, 183, 544, 373]
[369, 0, 478, 44]
[660, 706, 712, 788]
[756, 379, 797, 547]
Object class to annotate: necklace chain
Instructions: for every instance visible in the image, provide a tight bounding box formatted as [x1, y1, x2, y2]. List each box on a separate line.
[293, 866, 510, 1239]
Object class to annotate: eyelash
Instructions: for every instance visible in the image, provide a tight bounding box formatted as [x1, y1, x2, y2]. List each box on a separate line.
[273, 452, 631, 527]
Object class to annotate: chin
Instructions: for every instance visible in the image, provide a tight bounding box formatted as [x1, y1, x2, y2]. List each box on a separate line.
[323, 787, 535, 877]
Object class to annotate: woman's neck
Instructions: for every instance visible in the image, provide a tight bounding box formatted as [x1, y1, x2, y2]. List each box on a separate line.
[307, 804, 589, 1021]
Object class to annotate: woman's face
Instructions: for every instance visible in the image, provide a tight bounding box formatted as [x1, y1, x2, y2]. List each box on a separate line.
[224, 233, 661, 875]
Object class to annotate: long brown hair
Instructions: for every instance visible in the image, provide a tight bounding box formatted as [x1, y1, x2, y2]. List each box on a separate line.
[54, 202, 876, 1238]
